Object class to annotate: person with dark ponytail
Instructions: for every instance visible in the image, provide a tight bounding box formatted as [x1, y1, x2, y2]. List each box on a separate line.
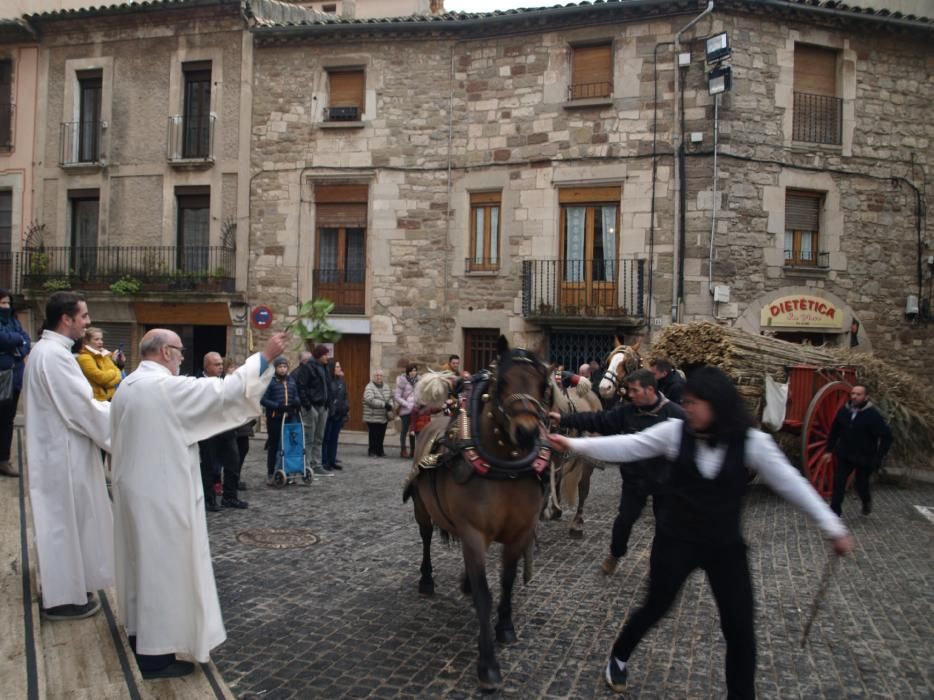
[0, 289, 30, 476]
[548, 366, 853, 698]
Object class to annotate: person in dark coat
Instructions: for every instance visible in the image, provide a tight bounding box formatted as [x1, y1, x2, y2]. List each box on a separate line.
[0, 290, 31, 477]
[321, 359, 349, 471]
[261, 357, 301, 484]
[824, 384, 893, 516]
[649, 357, 685, 404]
[292, 346, 332, 476]
[550, 368, 685, 575]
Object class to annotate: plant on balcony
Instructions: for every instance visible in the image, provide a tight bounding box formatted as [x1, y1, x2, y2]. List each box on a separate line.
[42, 278, 72, 292]
[29, 250, 49, 275]
[110, 275, 142, 296]
[285, 298, 342, 349]
[210, 267, 229, 279]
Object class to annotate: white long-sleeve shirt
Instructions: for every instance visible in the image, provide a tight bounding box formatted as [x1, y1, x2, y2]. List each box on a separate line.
[564, 418, 848, 539]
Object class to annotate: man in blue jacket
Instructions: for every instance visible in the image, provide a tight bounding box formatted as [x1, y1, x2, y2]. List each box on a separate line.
[824, 384, 893, 516]
[261, 357, 300, 485]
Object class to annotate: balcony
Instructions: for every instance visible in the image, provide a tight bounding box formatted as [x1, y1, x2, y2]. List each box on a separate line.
[0, 103, 13, 150]
[17, 246, 235, 295]
[521, 258, 645, 322]
[60, 121, 104, 167]
[792, 92, 842, 146]
[313, 268, 364, 314]
[167, 114, 215, 166]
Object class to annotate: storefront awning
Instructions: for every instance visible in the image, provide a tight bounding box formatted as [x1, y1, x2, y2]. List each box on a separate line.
[133, 302, 231, 326]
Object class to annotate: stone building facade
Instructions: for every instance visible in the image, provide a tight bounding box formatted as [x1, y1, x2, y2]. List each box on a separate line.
[247, 0, 933, 401]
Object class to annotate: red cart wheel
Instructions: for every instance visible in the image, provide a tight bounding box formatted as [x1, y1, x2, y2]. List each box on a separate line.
[801, 381, 851, 499]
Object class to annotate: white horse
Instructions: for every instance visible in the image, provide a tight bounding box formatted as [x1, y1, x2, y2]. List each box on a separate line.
[597, 338, 643, 403]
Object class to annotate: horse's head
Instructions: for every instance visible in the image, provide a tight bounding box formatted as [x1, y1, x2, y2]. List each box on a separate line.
[598, 337, 642, 400]
[492, 335, 550, 451]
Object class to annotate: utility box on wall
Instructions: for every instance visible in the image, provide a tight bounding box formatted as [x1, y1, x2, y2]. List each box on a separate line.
[713, 285, 731, 303]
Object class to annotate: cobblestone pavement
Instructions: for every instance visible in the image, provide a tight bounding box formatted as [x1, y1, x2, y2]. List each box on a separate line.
[207, 439, 934, 699]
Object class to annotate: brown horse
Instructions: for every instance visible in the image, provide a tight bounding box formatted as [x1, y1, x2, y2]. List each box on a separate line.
[404, 336, 551, 691]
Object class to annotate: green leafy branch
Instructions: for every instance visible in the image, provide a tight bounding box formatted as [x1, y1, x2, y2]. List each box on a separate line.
[284, 298, 342, 348]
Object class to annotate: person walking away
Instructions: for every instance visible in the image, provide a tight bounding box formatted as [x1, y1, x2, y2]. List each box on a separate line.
[23, 291, 112, 619]
[0, 290, 30, 477]
[77, 326, 125, 401]
[394, 363, 418, 458]
[200, 351, 248, 509]
[363, 369, 392, 457]
[649, 357, 685, 404]
[110, 329, 287, 678]
[293, 346, 332, 476]
[261, 357, 301, 485]
[322, 359, 349, 470]
[550, 368, 685, 575]
[547, 366, 853, 697]
[824, 383, 892, 516]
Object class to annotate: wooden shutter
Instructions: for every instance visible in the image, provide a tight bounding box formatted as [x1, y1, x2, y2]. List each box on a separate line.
[316, 184, 368, 227]
[794, 45, 836, 96]
[572, 44, 612, 87]
[0, 60, 11, 103]
[785, 191, 821, 231]
[328, 70, 365, 110]
[559, 186, 620, 204]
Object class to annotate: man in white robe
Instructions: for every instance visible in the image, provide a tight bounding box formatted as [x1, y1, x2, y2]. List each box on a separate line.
[24, 291, 112, 619]
[111, 328, 287, 678]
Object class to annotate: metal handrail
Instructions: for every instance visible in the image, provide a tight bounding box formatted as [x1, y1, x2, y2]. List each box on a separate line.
[167, 114, 216, 161]
[568, 81, 612, 100]
[521, 258, 645, 318]
[792, 92, 842, 145]
[60, 120, 103, 165]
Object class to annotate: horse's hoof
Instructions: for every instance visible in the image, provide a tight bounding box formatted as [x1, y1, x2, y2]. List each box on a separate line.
[568, 527, 584, 539]
[418, 579, 435, 596]
[477, 666, 503, 691]
[550, 508, 563, 521]
[496, 627, 517, 645]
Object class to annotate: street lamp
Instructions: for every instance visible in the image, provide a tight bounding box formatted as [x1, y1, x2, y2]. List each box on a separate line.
[705, 32, 731, 63]
[708, 66, 732, 95]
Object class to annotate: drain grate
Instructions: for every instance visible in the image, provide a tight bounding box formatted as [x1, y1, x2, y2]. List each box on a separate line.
[236, 528, 320, 550]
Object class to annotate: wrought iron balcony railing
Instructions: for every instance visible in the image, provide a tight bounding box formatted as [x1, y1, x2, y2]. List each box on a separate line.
[60, 121, 103, 166]
[16, 246, 235, 293]
[792, 92, 842, 145]
[167, 114, 216, 162]
[521, 258, 645, 319]
[313, 268, 365, 314]
[568, 81, 612, 101]
[0, 103, 13, 150]
[784, 249, 830, 269]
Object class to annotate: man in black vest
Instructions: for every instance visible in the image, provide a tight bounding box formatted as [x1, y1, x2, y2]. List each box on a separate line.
[548, 367, 852, 697]
[824, 384, 892, 516]
[550, 368, 685, 575]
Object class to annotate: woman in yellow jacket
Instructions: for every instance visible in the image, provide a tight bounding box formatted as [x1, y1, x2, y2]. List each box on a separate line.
[77, 327, 125, 401]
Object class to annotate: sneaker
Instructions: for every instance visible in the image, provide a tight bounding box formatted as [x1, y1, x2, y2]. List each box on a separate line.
[205, 496, 221, 513]
[221, 497, 249, 509]
[42, 595, 102, 621]
[330, 463, 343, 471]
[312, 465, 334, 477]
[266, 475, 274, 486]
[601, 556, 620, 576]
[604, 657, 628, 693]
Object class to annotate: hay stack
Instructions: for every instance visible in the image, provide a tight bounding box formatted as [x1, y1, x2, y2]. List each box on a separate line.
[650, 323, 934, 473]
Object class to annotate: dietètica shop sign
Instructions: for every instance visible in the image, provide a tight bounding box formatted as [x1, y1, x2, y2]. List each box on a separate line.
[760, 295, 845, 330]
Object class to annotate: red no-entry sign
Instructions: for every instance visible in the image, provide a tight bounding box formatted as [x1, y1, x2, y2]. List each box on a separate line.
[251, 305, 273, 329]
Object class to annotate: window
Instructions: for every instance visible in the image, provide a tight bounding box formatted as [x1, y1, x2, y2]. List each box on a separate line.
[0, 60, 12, 149]
[793, 45, 840, 145]
[77, 70, 102, 162]
[558, 187, 620, 310]
[326, 69, 364, 122]
[70, 190, 99, 277]
[468, 192, 500, 272]
[182, 62, 212, 158]
[0, 190, 11, 289]
[463, 328, 500, 374]
[784, 190, 823, 266]
[177, 187, 210, 272]
[322, 3, 337, 12]
[315, 184, 367, 314]
[569, 44, 612, 100]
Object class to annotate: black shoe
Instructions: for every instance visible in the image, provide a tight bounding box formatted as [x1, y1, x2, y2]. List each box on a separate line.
[139, 658, 195, 679]
[238, 480, 248, 490]
[862, 500, 872, 515]
[604, 657, 628, 693]
[330, 463, 343, 470]
[221, 497, 249, 509]
[205, 497, 221, 513]
[42, 596, 101, 621]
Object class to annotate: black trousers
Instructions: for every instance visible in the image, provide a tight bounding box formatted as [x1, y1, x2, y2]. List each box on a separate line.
[266, 416, 283, 476]
[830, 457, 872, 515]
[399, 414, 415, 452]
[0, 389, 20, 463]
[236, 435, 250, 469]
[610, 471, 653, 558]
[215, 434, 241, 501]
[612, 533, 756, 699]
[366, 422, 387, 456]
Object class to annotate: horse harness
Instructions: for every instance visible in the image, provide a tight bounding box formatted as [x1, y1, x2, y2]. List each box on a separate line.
[602, 345, 643, 398]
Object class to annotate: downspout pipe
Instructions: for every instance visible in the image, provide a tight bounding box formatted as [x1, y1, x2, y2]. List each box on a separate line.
[671, 0, 714, 323]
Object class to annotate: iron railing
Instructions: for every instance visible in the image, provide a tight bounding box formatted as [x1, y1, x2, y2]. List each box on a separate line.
[60, 121, 103, 166]
[792, 92, 842, 145]
[521, 258, 645, 318]
[569, 81, 612, 100]
[312, 268, 365, 314]
[784, 249, 830, 268]
[167, 114, 216, 161]
[0, 251, 13, 290]
[323, 106, 361, 122]
[0, 103, 13, 149]
[16, 246, 235, 293]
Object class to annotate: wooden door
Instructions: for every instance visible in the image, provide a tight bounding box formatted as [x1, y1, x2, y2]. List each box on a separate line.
[333, 333, 370, 431]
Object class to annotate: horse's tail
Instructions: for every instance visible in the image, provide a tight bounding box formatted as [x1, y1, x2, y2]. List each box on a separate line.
[415, 371, 453, 408]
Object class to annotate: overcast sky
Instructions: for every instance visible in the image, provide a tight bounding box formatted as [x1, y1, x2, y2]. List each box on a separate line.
[445, 0, 556, 12]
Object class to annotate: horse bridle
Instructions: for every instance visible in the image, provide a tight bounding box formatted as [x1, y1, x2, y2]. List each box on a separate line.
[602, 345, 642, 395]
[490, 352, 549, 428]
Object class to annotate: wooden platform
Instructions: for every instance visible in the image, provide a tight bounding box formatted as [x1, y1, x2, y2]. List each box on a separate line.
[1, 426, 236, 699]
